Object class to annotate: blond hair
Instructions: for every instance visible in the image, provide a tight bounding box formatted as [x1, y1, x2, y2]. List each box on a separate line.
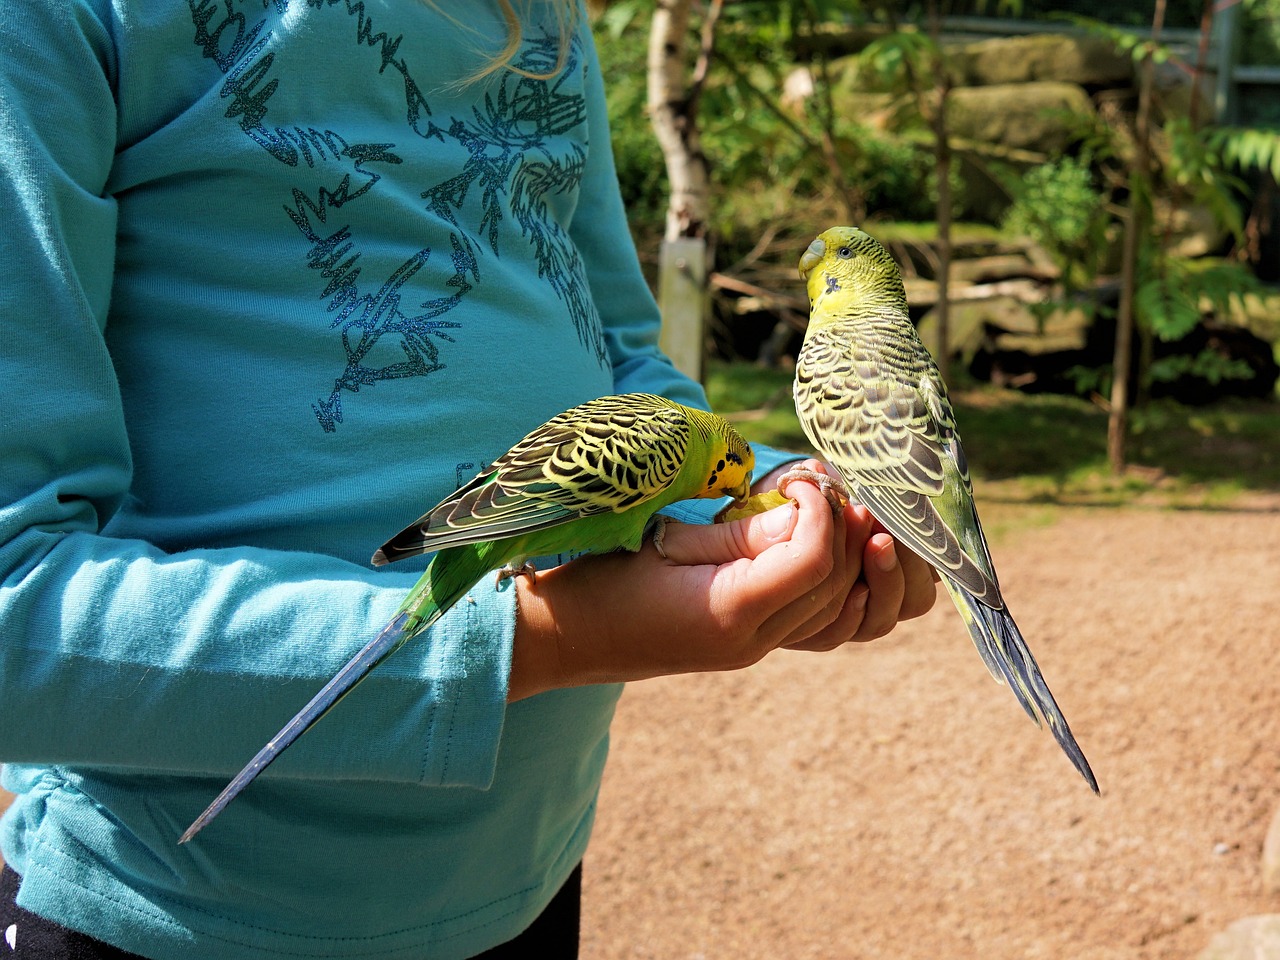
[425, 0, 583, 82]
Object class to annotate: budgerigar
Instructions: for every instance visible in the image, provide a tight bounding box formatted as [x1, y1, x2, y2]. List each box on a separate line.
[180, 393, 755, 842]
[789, 225, 1098, 793]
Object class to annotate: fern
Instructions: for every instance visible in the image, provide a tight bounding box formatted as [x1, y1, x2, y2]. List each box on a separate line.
[1207, 126, 1280, 182]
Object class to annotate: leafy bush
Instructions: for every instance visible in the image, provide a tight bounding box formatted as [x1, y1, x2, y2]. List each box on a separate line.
[1001, 155, 1108, 280]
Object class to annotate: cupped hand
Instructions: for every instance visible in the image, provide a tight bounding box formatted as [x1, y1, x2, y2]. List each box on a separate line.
[509, 469, 937, 701]
[751, 459, 939, 641]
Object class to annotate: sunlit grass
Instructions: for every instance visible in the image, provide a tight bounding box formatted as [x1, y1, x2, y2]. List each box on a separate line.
[706, 359, 1280, 509]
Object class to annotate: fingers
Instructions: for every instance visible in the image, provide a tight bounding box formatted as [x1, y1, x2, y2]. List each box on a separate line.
[852, 532, 907, 641]
[896, 541, 941, 621]
[647, 470, 939, 661]
[782, 504, 939, 650]
[778, 501, 870, 651]
[740, 479, 850, 641]
[760, 489, 859, 648]
[655, 501, 797, 567]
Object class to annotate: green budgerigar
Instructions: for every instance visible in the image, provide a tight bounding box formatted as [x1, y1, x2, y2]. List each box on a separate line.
[789, 225, 1098, 793]
[180, 393, 755, 843]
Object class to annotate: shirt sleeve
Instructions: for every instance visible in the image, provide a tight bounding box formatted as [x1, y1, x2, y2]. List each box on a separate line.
[0, 1, 509, 790]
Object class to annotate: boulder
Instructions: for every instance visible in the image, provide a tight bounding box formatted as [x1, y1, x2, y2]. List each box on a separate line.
[948, 82, 1095, 155]
[1197, 916, 1280, 960]
[1262, 801, 1280, 894]
[953, 33, 1134, 88]
[1151, 200, 1231, 259]
[918, 297, 1091, 362]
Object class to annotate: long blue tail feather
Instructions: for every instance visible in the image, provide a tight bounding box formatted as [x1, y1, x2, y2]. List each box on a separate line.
[943, 577, 1099, 794]
[179, 611, 415, 843]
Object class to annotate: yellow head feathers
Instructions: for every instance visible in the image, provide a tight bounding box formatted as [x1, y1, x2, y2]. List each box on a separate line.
[691, 408, 755, 503]
[798, 226, 906, 311]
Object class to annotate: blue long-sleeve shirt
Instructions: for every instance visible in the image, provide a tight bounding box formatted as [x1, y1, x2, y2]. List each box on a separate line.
[0, 3, 794, 958]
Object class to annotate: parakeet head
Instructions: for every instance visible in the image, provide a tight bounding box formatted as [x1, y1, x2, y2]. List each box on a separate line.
[798, 226, 906, 309]
[693, 413, 755, 503]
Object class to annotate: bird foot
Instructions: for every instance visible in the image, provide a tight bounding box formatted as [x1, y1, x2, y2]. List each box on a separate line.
[496, 561, 539, 586]
[776, 467, 850, 515]
[651, 514, 671, 559]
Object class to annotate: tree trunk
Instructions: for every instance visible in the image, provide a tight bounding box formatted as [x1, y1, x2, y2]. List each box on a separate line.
[647, 0, 712, 242]
[1109, 0, 1166, 473]
[647, 0, 720, 381]
[927, 0, 952, 383]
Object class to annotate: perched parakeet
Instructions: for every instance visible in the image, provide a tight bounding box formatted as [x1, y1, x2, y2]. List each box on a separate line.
[790, 225, 1098, 793]
[180, 393, 755, 842]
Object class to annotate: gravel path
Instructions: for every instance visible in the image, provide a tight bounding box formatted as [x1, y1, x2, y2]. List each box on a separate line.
[582, 502, 1280, 960]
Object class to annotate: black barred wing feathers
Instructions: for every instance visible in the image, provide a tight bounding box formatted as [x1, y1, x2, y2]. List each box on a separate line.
[794, 324, 1002, 606]
[373, 394, 692, 565]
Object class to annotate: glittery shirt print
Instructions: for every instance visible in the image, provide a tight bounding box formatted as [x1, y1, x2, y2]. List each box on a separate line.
[187, 0, 606, 432]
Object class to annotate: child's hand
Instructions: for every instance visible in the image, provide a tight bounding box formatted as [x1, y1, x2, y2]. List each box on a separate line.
[509, 473, 938, 700]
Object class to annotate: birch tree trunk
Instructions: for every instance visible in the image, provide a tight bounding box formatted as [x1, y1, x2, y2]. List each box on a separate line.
[648, 0, 719, 381]
[647, 0, 711, 242]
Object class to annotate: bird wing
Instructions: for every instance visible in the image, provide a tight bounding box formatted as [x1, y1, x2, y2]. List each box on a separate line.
[795, 325, 1002, 605]
[375, 394, 690, 563]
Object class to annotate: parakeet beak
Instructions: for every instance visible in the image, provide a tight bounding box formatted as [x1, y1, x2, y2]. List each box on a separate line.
[726, 475, 752, 504]
[798, 238, 826, 280]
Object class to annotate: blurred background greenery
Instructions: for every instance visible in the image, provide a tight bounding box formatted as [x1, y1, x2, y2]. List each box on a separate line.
[593, 0, 1280, 504]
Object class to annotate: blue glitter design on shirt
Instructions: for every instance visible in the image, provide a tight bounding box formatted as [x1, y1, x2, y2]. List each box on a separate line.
[186, 1, 604, 432]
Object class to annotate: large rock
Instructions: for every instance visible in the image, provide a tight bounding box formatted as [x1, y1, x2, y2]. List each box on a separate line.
[953, 33, 1134, 88]
[1197, 916, 1280, 960]
[917, 297, 1090, 362]
[948, 82, 1094, 155]
[1263, 802, 1280, 894]
[1152, 199, 1231, 259]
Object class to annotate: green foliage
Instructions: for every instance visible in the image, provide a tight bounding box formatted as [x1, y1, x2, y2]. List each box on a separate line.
[1140, 258, 1263, 343]
[1135, 258, 1264, 388]
[861, 134, 964, 219]
[1147, 351, 1255, 386]
[593, 8, 666, 231]
[857, 30, 937, 93]
[1015, 0, 1203, 29]
[1206, 126, 1280, 182]
[1001, 154, 1108, 281]
[1015, 14, 1274, 410]
[1241, 0, 1280, 67]
[1135, 273, 1200, 343]
[594, 2, 965, 254]
[1160, 118, 1245, 248]
[597, 3, 1276, 414]
[1060, 16, 1172, 65]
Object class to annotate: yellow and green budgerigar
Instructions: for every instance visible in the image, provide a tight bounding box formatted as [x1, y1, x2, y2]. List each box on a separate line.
[788, 225, 1098, 794]
[180, 393, 755, 842]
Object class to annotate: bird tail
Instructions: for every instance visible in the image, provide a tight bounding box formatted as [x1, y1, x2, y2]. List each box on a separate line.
[941, 576, 1099, 794]
[179, 551, 483, 843]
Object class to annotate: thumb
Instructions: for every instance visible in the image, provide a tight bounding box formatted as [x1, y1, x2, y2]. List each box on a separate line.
[655, 502, 797, 567]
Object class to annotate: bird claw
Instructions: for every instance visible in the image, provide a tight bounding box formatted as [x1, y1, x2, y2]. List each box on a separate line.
[651, 514, 670, 559]
[776, 467, 850, 514]
[496, 561, 538, 586]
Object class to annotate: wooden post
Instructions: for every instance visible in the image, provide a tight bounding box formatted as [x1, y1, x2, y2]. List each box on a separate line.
[657, 237, 707, 382]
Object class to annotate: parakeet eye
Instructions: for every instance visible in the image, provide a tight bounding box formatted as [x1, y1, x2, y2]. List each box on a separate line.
[837, 246, 854, 259]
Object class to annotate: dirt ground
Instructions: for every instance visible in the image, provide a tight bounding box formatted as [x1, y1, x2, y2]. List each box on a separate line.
[2, 503, 1277, 959]
[580, 501, 1280, 960]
